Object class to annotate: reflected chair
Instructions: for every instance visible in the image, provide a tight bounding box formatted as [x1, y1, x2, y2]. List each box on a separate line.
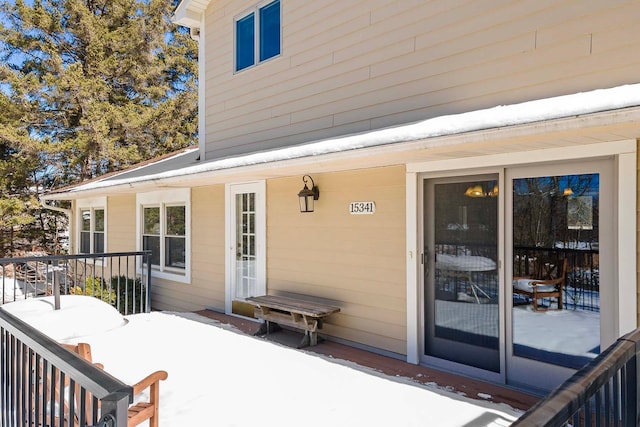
[513, 257, 567, 311]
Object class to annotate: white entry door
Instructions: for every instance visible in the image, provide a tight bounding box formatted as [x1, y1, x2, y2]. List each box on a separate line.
[226, 181, 266, 316]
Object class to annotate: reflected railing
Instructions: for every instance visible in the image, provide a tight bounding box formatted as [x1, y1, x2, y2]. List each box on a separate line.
[434, 244, 599, 312]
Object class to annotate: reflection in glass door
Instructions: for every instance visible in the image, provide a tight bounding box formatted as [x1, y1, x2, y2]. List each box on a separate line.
[511, 174, 601, 369]
[424, 176, 500, 373]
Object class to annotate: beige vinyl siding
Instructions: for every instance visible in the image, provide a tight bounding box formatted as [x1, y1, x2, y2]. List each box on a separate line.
[151, 185, 226, 312]
[266, 166, 407, 354]
[106, 195, 136, 253]
[202, 0, 640, 160]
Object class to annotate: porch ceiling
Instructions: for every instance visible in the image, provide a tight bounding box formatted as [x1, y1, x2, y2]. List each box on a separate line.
[42, 104, 640, 201]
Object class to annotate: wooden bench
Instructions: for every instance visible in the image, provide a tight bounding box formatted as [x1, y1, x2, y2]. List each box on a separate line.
[246, 294, 340, 347]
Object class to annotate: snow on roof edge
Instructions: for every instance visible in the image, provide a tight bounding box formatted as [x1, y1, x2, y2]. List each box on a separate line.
[58, 83, 640, 195]
[46, 147, 199, 195]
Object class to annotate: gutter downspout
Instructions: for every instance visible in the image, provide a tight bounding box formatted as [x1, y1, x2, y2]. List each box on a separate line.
[190, 26, 200, 41]
[40, 196, 72, 216]
[40, 196, 72, 252]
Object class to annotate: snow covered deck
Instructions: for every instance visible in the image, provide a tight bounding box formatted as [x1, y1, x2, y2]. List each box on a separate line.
[1, 296, 536, 426]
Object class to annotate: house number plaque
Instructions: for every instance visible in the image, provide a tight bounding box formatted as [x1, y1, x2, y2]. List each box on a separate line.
[349, 201, 376, 215]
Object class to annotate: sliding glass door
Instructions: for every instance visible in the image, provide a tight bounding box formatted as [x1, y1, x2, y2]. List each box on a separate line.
[423, 175, 500, 375]
[506, 161, 613, 392]
[421, 159, 614, 392]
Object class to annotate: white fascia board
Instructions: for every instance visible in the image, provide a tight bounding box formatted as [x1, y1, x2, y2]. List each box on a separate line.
[172, 0, 210, 28]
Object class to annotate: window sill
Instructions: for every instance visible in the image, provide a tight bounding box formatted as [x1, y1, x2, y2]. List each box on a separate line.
[149, 268, 190, 284]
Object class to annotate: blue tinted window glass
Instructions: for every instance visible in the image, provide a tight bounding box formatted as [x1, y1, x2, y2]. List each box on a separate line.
[259, 0, 280, 62]
[236, 13, 255, 71]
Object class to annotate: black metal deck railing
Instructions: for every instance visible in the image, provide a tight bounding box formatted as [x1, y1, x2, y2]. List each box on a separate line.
[1, 305, 133, 426]
[513, 327, 640, 426]
[0, 251, 152, 314]
[0, 251, 152, 426]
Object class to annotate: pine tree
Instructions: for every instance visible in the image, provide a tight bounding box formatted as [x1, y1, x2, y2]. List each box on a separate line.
[0, 0, 198, 255]
[0, 0, 198, 181]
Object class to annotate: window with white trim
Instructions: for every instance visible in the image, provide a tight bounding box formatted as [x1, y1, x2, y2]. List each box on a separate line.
[137, 189, 190, 283]
[142, 205, 186, 270]
[235, 0, 281, 72]
[77, 198, 106, 254]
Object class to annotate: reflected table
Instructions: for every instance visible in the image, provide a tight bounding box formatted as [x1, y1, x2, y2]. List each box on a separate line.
[436, 254, 497, 303]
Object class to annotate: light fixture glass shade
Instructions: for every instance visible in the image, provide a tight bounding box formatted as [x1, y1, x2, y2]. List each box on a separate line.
[298, 175, 319, 213]
[298, 186, 315, 212]
[464, 185, 485, 197]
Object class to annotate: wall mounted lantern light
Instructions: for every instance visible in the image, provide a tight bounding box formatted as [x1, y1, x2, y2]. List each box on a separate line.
[298, 175, 320, 213]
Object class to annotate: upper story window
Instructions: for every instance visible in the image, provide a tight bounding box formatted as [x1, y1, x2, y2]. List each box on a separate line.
[235, 0, 281, 72]
[77, 197, 106, 254]
[137, 189, 191, 283]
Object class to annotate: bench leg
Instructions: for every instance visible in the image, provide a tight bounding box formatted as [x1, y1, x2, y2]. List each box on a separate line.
[298, 333, 311, 349]
[297, 331, 321, 348]
[254, 321, 282, 336]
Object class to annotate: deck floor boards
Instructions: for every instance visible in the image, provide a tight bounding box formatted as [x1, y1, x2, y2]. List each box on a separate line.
[194, 309, 539, 412]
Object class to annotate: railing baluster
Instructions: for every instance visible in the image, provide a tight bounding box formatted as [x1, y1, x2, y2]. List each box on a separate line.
[27, 347, 34, 427]
[17, 341, 25, 427]
[613, 371, 621, 424]
[602, 382, 612, 427]
[9, 333, 15, 426]
[595, 388, 602, 426]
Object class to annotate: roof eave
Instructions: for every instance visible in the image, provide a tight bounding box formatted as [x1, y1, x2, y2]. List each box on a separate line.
[172, 0, 211, 29]
[40, 106, 640, 202]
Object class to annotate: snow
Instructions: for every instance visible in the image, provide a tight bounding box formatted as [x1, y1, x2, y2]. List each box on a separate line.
[1, 296, 521, 427]
[434, 300, 599, 363]
[62, 83, 640, 194]
[513, 305, 599, 359]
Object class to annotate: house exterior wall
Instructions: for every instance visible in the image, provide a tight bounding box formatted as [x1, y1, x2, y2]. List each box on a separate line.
[266, 166, 407, 354]
[107, 195, 136, 253]
[202, 0, 640, 160]
[95, 167, 407, 353]
[150, 185, 227, 312]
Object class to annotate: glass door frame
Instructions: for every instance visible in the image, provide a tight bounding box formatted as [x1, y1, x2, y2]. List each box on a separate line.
[505, 160, 615, 393]
[225, 180, 267, 315]
[419, 169, 506, 385]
